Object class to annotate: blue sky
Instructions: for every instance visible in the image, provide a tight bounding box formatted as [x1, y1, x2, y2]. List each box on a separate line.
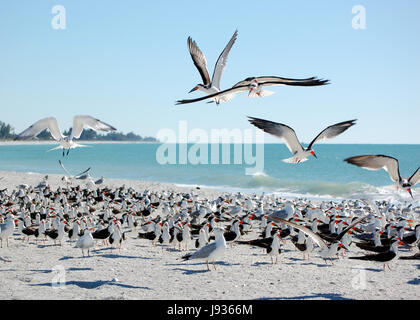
[0, 0, 419, 144]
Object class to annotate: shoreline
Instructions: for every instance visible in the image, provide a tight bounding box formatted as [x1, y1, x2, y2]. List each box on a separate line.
[0, 169, 417, 204]
[0, 140, 159, 146]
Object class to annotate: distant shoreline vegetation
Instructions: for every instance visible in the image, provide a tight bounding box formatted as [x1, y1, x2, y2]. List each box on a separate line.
[0, 120, 158, 142]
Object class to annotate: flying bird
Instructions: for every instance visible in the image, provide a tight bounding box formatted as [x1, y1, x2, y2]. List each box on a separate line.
[248, 117, 357, 163]
[16, 115, 117, 156]
[59, 160, 91, 181]
[344, 155, 420, 199]
[176, 76, 329, 105]
[187, 30, 238, 104]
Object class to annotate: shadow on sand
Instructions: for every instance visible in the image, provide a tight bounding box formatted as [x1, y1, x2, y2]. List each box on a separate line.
[256, 293, 354, 300]
[29, 280, 151, 290]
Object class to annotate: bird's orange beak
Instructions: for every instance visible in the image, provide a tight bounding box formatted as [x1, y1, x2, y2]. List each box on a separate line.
[407, 188, 413, 199]
[188, 86, 199, 93]
[311, 151, 317, 159]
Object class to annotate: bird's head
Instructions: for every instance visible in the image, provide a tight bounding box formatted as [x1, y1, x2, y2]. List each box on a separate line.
[307, 148, 317, 159]
[188, 84, 201, 93]
[402, 181, 414, 199]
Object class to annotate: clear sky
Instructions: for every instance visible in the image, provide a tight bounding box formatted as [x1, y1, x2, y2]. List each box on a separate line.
[0, 0, 419, 144]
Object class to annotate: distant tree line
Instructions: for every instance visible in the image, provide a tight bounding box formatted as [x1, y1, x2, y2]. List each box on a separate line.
[0, 120, 158, 142]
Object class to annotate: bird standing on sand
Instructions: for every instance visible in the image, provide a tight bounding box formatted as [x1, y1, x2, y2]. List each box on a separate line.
[76, 228, 95, 257]
[0, 219, 18, 248]
[268, 214, 368, 265]
[181, 226, 227, 271]
[349, 239, 404, 271]
[267, 230, 282, 264]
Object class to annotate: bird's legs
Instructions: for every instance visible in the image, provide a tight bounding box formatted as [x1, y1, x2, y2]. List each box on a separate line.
[213, 260, 217, 271]
[206, 261, 210, 271]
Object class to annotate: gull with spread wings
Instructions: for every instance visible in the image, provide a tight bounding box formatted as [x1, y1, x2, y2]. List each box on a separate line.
[248, 117, 357, 163]
[344, 155, 420, 199]
[176, 75, 329, 105]
[16, 115, 117, 156]
[187, 30, 238, 105]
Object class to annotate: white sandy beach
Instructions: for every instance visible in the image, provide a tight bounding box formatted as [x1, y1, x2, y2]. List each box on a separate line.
[0, 170, 418, 300]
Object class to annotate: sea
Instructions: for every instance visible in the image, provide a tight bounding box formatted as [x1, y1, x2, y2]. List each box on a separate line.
[0, 143, 419, 202]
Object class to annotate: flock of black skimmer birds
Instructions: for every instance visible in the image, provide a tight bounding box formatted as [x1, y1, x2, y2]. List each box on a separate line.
[1, 30, 419, 272]
[0, 182, 419, 271]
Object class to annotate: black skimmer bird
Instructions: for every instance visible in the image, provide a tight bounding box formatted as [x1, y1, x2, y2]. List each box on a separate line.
[267, 231, 282, 264]
[248, 117, 356, 163]
[181, 226, 227, 271]
[349, 239, 404, 271]
[291, 230, 315, 260]
[16, 219, 40, 243]
[187, 30, 238, 105]
[344, 155, 420, 199]
[44, 220, 67, 246]
[176, 75, 329, 105]
[15, 115, 117, 156]
[269, 214, 368, 264]
[92, 223, 113, 245]
[195, 228, 209, 249]
[109, 223, 125, 252]
[233, 76, 329, 98]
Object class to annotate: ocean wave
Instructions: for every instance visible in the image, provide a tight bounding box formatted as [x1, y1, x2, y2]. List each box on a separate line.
[239, 173, 418, 202]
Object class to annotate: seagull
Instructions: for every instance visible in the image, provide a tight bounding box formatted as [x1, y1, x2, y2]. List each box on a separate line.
[181, 226, 227, 271]
[187, 30, 238, 105]
[344, 155, 420, 199]
[176, 75, 329, 105]
[248, 117, 357, 163]
[76, 227, 95, 257]
[15, 115, 117, 156]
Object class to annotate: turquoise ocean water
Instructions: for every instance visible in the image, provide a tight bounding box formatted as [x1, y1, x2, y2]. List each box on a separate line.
[0, 143, 419, 201]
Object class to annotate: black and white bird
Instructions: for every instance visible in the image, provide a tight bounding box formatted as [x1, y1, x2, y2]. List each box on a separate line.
[248, 117, 357, 163]
[187, 30, 238, 104]
[16, 115, 117, 156]
[349, 239, 404, 271]
[176, 76, 329, 105]
[233, 76, 329, 98]
[268, 214, 368, 264]
[344, 155, 420, 199]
